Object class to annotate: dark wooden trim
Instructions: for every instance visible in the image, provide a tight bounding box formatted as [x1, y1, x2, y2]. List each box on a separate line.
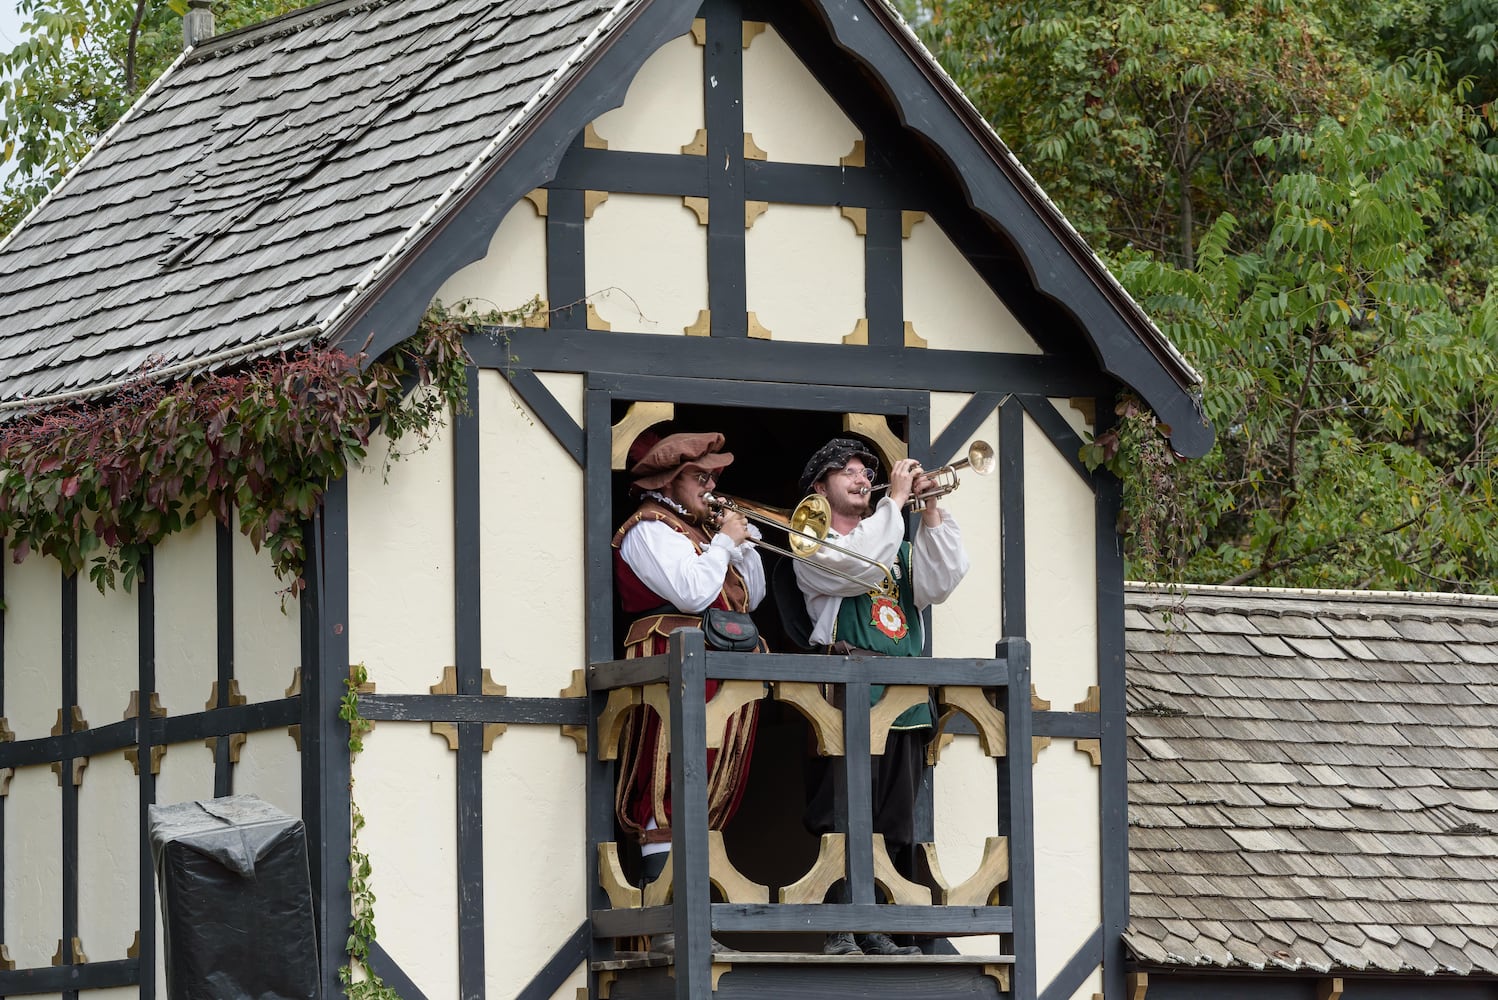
[1038, 924, 1103, 1000]
[0, 719, 138, 768]
[589, 652, 1009, 688]
[501, 368, 585, 466]
[1032, 711, 1101, 739]
[703, 0, 748, 338]
[358, 694, 588, 725]
[582, 369, 927, 412]
[865, 208, 903, 348]
[61, 571, 78, 1000]
[546, 184, 587, 331]
[0, 958, 138, 995]
[668, 628, 712, 996]
[1017, 396, 1092, 484]
[549, 147, 707, 197]
[515, 922, 589, 1000]
[366, 941, 432, 1000]
[301, 477, 353, 1000]
[589, 901, 1016, 937]
[214, 520, 235, 798]
[841, 679, 875, 906]
[1003, 638, 1037, 1000]
[330, 0, 702, 360]
[584, 383, 618, 985]
[153, 700, 300, 744]
[136, 546, 157, 1000]
[470, 330, 1111, 398]
[1096, 423, 1129, 1000]
[999, 398, 1024, 637]
[931, 392, 1005, 469]
[453, 365, 486, 1000]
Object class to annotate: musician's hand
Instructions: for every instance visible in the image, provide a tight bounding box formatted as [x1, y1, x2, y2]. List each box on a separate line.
[717, 511, 750, 545]
[888, 459, 922, 508]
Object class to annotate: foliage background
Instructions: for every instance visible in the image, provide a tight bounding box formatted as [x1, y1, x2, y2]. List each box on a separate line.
[3, 0, 1497, 592]
[902, 0, 1498, 593]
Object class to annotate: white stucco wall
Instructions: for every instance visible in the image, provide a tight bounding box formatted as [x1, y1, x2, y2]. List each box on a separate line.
[4, 764, 61, 967]
[742, 26, 861, 165]
[483, 728, 587, 999]
[347, 410, 457, 694]
[904, 218, 1040, 355]
[77, 753, 138, 961]
[153, 519, 218, 724]
[479, 371, 585, 698]
[928, 393, 1003, 658]
[76, 573, 137, 729]
[231, 518, 301, 706]
[744, 203, 863, 344]
[433, 198, 547, 322]
[931, 733, 1003, 956]
[590, 30, 702, 154]
[586, 193, 707, 335]
[3, 554, 61, 741]
[1024, 411, 1103, 988]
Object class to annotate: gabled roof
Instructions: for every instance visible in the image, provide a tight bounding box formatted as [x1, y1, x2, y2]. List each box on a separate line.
[0, 0, 1211, 454]
[1125, 584, 1498, 978]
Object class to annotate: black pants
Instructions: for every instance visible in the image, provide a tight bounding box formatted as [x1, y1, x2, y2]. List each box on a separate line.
[804, 727, 927, 858]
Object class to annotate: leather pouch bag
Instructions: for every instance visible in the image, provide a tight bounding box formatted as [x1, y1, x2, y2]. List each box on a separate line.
[701, 608, 760, 652]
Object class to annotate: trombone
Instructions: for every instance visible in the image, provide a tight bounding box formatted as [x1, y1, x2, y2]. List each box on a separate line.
[862, 440, 995, 510]
[703, 491, 897, 597]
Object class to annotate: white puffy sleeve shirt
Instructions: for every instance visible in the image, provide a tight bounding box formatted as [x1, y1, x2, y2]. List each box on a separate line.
[793, 498, 969, 646]
[619, 520, 766, 614]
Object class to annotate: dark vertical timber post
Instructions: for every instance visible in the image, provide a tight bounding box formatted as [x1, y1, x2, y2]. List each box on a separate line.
[667, 628, 710, 998]
[1095, 404, 1128, 1000]
[60, 572, 79, 998]
[453, 365, 486, 1000]
[863, 208, 904, 348]
[909, 402, 935, 856]
[301, 478, 353, 1000]
[583, 383, 617, 981]
[136, 548, 158, 1000]
[841, 678, 874, 906]
[214, 522, 234, 798]
[703, 0, 748, 336]
[1004, 638, 1036, 999]
[996, 397, 1026, 965]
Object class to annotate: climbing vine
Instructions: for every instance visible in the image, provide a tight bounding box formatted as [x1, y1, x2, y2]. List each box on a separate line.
[338, 662, 400, 1000]
[0, 303, 505, 598]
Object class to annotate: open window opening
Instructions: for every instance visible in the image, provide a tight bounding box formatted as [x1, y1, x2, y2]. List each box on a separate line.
[609, 400, 916, 949]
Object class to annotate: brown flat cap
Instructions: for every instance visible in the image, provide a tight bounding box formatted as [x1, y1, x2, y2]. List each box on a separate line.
[630, 432, 734, 490]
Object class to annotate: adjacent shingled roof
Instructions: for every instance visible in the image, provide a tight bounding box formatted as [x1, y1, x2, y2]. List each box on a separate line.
[1125, 583, 1498, 977]
[0, 0, 627, 409]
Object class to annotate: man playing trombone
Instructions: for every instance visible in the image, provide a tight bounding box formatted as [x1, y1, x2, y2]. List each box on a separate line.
[611, 431, 765, 955]
[793, 437, 970, 956]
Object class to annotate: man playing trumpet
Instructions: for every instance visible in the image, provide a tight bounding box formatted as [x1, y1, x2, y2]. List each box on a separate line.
[793, 437, 970, 956]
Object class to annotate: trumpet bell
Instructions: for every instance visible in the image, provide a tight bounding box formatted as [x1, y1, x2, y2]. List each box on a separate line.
[787, 494, 831, 557]
[967, 440, 996, 476]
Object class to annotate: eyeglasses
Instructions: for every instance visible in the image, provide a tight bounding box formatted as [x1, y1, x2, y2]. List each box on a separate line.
[834, 466, 876, 482]
[693, 471, 718, 486]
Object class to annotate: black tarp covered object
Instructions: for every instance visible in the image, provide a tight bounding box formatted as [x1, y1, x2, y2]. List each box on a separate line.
[148, 795, 320, 1000]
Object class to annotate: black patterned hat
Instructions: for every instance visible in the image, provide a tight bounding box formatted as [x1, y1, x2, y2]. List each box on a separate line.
[799, 437, 880, 495]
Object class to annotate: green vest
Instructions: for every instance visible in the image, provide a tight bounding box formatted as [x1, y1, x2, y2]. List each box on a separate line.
[832, 542, 932, 730]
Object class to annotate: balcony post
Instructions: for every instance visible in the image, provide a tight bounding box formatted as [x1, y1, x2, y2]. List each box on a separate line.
[667, 629, 711, 997]
[1002, 638, 1036, 999]
[839, 679, 875, 905]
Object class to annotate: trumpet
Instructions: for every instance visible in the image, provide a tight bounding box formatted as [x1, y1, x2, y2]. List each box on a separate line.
[704, 491, 896, 596]
[861, 440, 995, 510]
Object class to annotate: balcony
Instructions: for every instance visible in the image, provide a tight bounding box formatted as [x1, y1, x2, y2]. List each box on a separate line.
[585, 629, 1032, 998]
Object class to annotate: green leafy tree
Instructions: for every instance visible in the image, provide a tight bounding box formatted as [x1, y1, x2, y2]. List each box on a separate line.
[0, 0, 309, 234]
[1103, 67, 1498, 591]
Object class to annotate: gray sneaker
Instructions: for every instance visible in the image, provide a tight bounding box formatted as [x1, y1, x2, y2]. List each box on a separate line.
[856, 932, 921, 956]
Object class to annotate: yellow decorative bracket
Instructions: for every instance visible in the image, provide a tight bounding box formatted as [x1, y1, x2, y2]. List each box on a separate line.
[772, 681, 844, 756]
[559, 669, 588, 753]
[872, 833, 931, 905]
[780, 832, 846, 904]
[704, 680, 763, 751]
[920, 837, 1009, 906]
[430, 666, 508, 752]
[932, 686, 1007, 760]
[869, 685, 929, 755]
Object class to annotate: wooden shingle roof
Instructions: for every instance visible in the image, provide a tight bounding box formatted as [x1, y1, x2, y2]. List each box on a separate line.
[1125, 584, 1498, 977]
[0, 0, 623, 408]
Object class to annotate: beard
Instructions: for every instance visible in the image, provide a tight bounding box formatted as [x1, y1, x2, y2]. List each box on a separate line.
[822, 482, 873, 520]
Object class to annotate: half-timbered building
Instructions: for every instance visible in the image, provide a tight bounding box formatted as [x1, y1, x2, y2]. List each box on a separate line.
[0, 0, 1211, 998]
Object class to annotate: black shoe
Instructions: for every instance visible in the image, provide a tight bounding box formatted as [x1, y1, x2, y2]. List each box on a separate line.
[652, 933, 740, 957]
[822, 931, 861, 955]
[856, 932, 921, 956]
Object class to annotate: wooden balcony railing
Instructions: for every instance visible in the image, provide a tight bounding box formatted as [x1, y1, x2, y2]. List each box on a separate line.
[586, 629, 1033, 997]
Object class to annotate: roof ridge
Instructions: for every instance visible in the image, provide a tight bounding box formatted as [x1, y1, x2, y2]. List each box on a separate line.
[185, 0, 400, 61]
[1126, 581, 1498, 614]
